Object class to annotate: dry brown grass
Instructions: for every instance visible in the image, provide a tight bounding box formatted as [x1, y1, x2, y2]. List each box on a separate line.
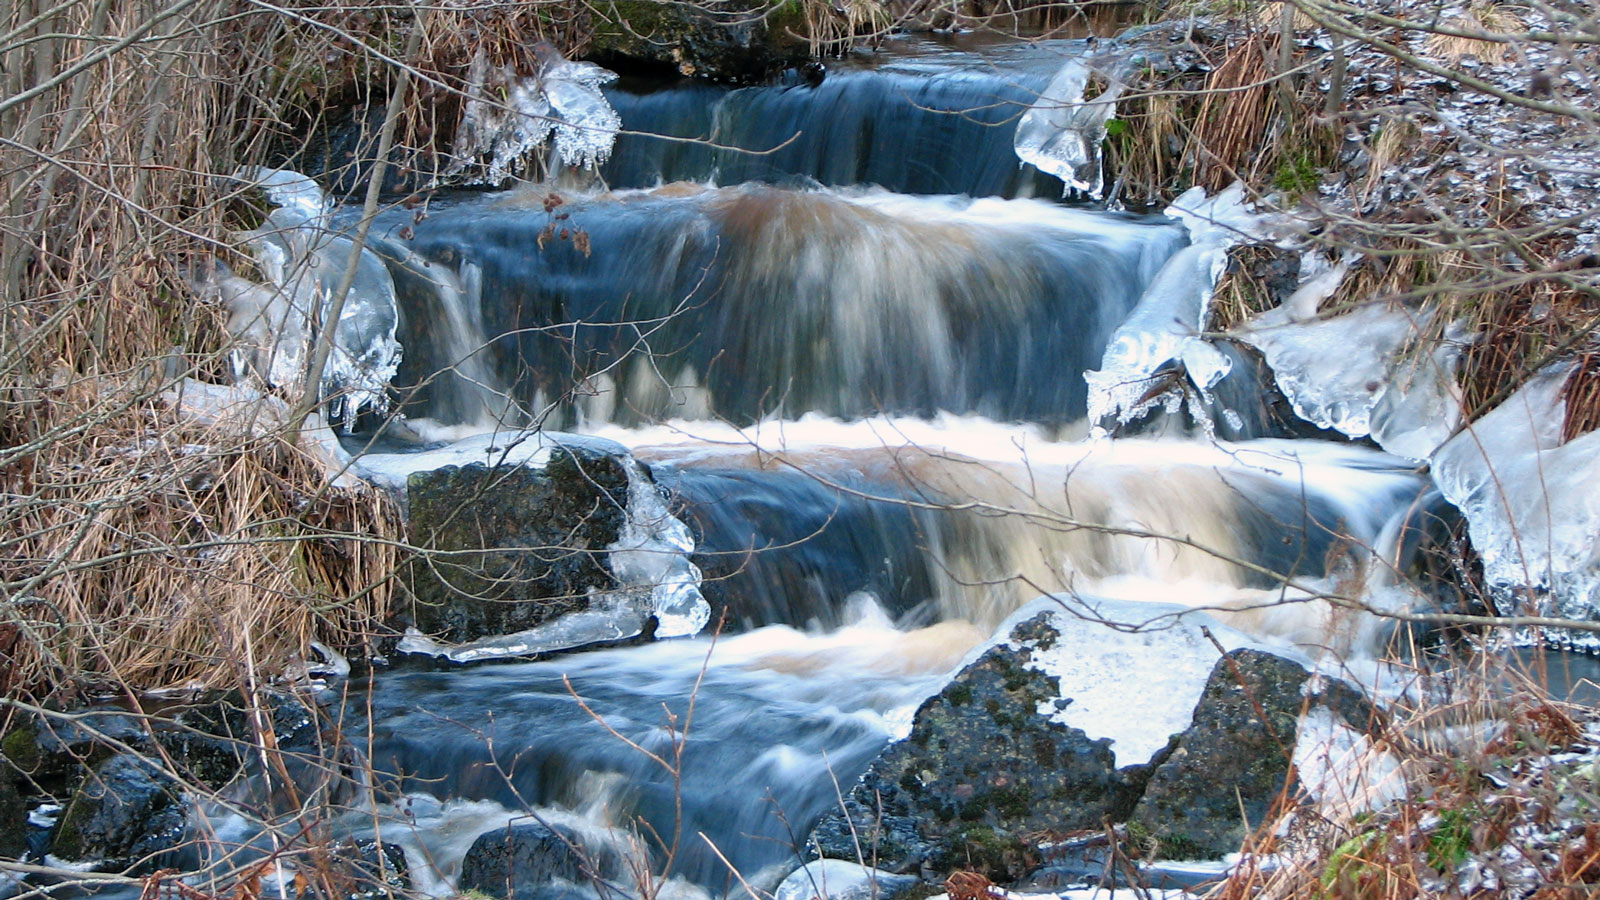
[1423, 2, 1525, 65]
[1189, 33, 1275, 193]
[0, 0, 437, 697]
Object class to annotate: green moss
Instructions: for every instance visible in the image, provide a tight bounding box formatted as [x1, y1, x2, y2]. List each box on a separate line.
[946, 682, 972, 707]
[1272, 152, 1321, 197]
[1318, 830, 1386, 898]
[1, 724, 40, 772]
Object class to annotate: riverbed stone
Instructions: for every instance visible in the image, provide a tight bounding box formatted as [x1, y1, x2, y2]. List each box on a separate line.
[459, 821, 622, 900]
[585, 0, 810, 82]
[1129, 648, 1376, 860]
[0, 768, 24, 858]
[400, 448, 633, 644]
[49, 752, 186, 870]
[809, 613, 1142, 880]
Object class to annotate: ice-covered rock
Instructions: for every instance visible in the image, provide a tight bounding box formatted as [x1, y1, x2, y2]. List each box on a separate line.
[1014, 57, 1127, 197]
[1084, 184, 1265, 433]
[1244, 303, 1466, 459]
[1431, 364, 1600, 643]
[774, 861, 918, 900]
[373, 431, 707, 657]
[609, 458, 710, 638]
[449, 45, 620, 184]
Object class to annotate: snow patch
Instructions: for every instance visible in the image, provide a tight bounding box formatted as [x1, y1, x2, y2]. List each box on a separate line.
[1000, 595, 1276, 765]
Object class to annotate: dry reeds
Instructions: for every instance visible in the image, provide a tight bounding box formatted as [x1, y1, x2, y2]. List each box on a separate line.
[0, 0, 427, 697]
[1190, 33, 1274, 192]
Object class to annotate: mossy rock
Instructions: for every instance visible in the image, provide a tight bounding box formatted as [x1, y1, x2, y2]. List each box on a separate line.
[810, 613, 1145, 880]
[1130, 649, 1377, 860]
[399, 447, 632, 644]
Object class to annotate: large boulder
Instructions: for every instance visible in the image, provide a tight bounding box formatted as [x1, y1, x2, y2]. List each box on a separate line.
[1130, 648, 1378, 860]
[49, 753, 186, 870]
[809, 613, 1144, 880]
[399, 446, 633, 644]
[459, 821, 622, 900]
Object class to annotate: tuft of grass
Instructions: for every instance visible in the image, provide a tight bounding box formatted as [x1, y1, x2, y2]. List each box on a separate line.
[1423, 2, 1525, 64]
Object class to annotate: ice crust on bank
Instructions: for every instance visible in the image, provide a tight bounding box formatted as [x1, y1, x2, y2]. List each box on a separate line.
[1244, 302, 1467, 459]
[1014, 56, 1127, 197]
[1084, 183, 1262, 433]
[226, 168, 403, 427]
[1431, 364, 1600, 644]
[450, 46, 620, 184]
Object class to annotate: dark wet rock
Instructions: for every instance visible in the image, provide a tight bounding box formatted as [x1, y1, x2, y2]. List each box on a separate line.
[154, 691, 319, 791]
[400, 448, 632, 644]
[810, 613, 1144, 880]
[585, 1, 810, 83]
[1130, 648, 1377, 860]
[0, 767, 25, 858]
[1, 712, 150, 797]
[313, 839, 409, 899]
[459, 821, 620, 900]
[49, 753, 185, 870]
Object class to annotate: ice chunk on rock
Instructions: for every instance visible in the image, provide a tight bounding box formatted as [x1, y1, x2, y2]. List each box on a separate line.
[1244, 303, 1467, 460]
[1084, 183, 1263, 433]
[1014, 57, 1126, 198]
[1431, 363, 1600, 643]
[448, 44, 619, 184]
[609, 458, 709, 638]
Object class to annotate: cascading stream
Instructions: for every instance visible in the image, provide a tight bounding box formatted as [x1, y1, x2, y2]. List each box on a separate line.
[224, 35, 1450, 900]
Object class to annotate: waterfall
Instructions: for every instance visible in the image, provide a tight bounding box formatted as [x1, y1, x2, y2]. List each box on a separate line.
[234, 34, 1473, 900]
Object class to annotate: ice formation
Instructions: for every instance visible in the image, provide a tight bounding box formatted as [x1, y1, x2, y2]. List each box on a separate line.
[449, 45, 620, 184]
[1244, 303, 1467, 459]
[1431, 364, 1600, 643]
[224, 167, 403, 427]
[1013, 56, 1127, 197]
[608, 457, 710, 638]
[1084, 183, 1262, 433]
